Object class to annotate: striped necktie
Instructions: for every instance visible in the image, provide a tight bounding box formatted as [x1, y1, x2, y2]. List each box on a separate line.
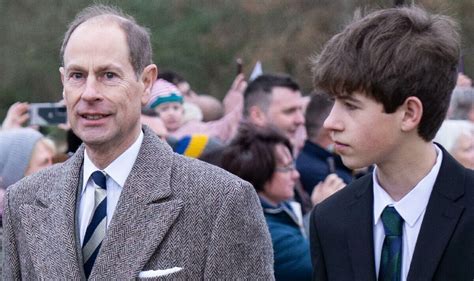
[83, 171, 107, 279]
[379, 206, 404, 281]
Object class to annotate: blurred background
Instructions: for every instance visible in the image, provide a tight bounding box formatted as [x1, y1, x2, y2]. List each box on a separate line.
[1, 0, 473, 119]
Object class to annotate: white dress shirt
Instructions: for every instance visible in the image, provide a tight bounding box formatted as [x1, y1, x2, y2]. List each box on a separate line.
[373, 144, 442, 281]
[78, 131, 144, 245]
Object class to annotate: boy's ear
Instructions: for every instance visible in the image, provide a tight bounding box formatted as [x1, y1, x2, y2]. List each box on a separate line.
[248, 106, 267, 126]
[400, 96, 423, 132]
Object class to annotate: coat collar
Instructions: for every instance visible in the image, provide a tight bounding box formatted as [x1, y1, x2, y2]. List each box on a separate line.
[345, 175, 377, 281]
[407, 146, 466, 280]
[344, 145, 468, 281]
[21, 126, 184, 279]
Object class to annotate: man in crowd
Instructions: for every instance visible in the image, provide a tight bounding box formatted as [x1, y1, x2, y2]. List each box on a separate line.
[296, 92, 353, 196]
[243, 74, 305, 154]
[310, 6, 474, 280]
[3, 4, 273, 279]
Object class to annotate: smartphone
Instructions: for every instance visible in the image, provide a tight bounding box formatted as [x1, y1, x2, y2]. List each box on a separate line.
[236, 58, 243, 75]
[29, 103, 67, 126]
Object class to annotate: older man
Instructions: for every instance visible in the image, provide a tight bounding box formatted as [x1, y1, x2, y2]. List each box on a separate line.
[3, 5, 273, 280]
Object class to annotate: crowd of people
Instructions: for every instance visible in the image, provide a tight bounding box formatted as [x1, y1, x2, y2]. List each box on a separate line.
[0, 3, 473, 280]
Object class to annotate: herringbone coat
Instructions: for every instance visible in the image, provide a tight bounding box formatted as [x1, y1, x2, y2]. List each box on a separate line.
[3, 126, 274, 280]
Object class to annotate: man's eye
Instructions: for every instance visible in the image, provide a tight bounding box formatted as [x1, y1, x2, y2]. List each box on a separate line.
[105, 72, 116, 79]
[70, 73, 83, 79]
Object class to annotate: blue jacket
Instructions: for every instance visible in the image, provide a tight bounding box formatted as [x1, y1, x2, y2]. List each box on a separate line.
[296, 140, 353, 195]
[260, 197, 312, 281]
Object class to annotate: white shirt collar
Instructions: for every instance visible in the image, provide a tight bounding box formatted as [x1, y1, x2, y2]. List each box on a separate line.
[373, 144, 443, 227]
[82, 130, 144, 191]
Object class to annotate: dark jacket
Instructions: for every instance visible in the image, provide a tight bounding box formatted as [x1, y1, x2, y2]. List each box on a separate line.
[260, 197, 312, 281]
[310, 146, 474, 281]
[296, 140, 353, 195]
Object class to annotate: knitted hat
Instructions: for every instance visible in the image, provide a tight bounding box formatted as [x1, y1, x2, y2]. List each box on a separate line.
[171, 134, 223, 159]
[0, 128, 43, 188]
[147, 79, 184, 109]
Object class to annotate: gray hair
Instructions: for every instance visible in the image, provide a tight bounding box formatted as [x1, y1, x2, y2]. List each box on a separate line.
[449, 86, 474, 120]
[60, 4, 152, 78]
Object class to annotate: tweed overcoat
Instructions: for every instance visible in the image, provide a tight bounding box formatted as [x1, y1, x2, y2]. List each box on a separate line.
[3, 126, 274, 280]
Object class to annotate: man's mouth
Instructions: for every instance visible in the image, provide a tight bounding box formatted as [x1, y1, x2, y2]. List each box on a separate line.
[82, 114, 107, 120]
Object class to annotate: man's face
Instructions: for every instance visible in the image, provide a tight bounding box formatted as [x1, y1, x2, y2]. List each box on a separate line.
[60, 20, 152, 153]
[323, 92, 403, 169]
[265, 87, 305, 143]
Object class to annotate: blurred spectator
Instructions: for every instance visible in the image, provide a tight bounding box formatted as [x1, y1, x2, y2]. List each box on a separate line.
[220, 123, 312, 280]
[148, 76, 245, 142]
[243, 74, 306, 154]
[448, 86, 474, 121]
[158, 70, 198, 101]
[434, 120, 474, 169]
[0, 128, 55, 189]
[1, 102, 29, 130]
[457, 73, 472, 87]
[158, 71, 203, 123]
[296, 92, 353, 195]
[140, 109, 169, 140]
[194, 95, 225, 121]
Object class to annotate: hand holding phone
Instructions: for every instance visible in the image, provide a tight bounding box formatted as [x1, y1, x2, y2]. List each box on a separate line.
[29, 103, 67, 126]
[236, 58, 243, 75]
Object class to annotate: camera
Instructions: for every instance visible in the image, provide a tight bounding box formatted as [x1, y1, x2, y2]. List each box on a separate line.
[29, 103, 67, 126]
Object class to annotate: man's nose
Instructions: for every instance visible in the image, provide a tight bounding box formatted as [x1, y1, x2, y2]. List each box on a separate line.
[82, 76, 101, 101]
[294, 110, 305, 125]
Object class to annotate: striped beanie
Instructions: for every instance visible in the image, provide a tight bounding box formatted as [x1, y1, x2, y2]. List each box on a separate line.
[171, 134, 223, 159]
[147, 78, 184, 109]
[0, 128, 43, 188]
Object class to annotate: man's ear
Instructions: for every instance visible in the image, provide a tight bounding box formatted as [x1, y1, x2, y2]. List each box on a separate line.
[248, 105, 267, 126]
[59, 67, 65, 85]
[400, 96, 423, 132]
[140, 64, 158, 105]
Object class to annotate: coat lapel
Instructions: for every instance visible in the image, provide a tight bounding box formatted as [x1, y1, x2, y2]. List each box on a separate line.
[19, 147, 85, 278]
[346, 175, 377, 281]
[407, 150, 465, 281]
[90, 127, 183, 279]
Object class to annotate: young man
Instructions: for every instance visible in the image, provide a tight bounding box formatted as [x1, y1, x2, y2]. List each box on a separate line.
[3, 5, 273, 279]
[309, 6, 474, 281]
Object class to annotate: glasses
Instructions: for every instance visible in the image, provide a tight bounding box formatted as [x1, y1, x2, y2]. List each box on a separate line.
[275, 162, 296, 173]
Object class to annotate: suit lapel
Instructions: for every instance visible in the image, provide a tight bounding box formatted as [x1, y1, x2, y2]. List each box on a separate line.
[90, 127, 183, 279]
[19, 147, 85, 278]
[407, 150, 465, 281]
[346, 175, 377, 281]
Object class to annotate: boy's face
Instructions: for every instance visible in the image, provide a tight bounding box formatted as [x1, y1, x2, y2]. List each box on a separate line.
[156, 102, 184, 132]
[323, 91, 404, 169]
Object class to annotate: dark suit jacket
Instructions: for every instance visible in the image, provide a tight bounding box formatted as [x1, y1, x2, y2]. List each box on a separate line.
[310, 147, 474, 281]
[3, 126, 274, 280]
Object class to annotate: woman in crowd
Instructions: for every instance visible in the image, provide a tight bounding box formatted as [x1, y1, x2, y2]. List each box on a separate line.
[220, 122, 312, 280]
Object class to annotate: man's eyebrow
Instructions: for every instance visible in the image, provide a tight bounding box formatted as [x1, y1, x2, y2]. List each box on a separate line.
[64, 63, 125, 74]
[95, 63, 124, 73]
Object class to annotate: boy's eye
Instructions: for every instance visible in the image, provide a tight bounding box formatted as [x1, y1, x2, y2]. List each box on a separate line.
[344, 102, 358, 110]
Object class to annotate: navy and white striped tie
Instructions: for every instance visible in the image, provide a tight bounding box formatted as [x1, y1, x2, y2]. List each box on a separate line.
[83, 171, 107, 279]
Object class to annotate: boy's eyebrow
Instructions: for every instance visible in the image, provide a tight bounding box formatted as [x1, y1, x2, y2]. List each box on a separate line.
[338, 95, 361, 104]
